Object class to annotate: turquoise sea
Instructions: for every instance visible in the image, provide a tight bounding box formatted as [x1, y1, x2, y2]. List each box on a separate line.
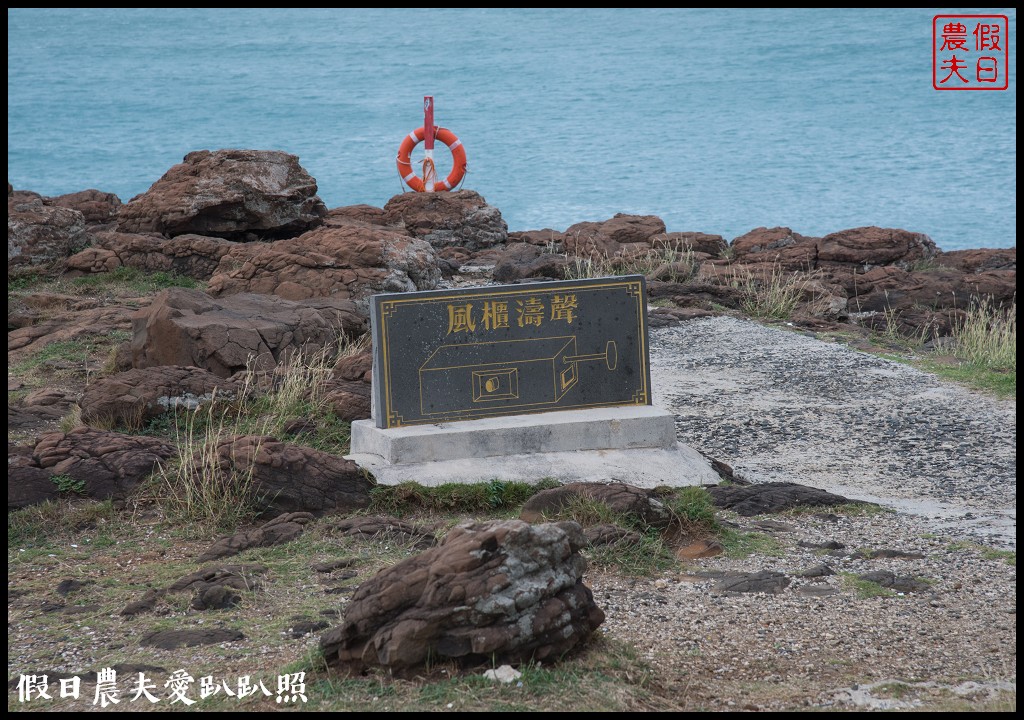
[7, 8, 1017, 250]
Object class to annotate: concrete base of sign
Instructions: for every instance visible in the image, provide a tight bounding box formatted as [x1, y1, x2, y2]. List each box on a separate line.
[347, 406, 721, 488]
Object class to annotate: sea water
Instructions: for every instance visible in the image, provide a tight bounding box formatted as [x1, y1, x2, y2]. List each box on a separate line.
[7, 8, 1017, 250]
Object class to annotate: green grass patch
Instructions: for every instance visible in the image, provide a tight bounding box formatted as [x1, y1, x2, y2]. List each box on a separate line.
[70, 265, 200, 293]
[304, 636, 662, 712]
[980, 548, 1016, 566]
[951, 296, 1016, 371]
[727, 263, 807, 321]
[369, 479, 560, 518]
[840, 573, 896, 599]
[584, 531, 678, 576]
[919, 359, 1015, 399]
[719, 530, 786, 559]
[50, 473, 87, 495]
[563, 244, 698, 283]
[661, 486, 719, 532]
[948, 541, 1016, 566]
[11, 339, 94, 374]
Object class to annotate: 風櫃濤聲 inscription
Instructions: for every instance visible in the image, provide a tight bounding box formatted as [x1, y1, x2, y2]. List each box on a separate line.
[370, 276, 651, 428]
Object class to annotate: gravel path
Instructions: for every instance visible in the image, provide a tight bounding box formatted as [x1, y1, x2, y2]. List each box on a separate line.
[649, 316, 1017, 548]
[583, 317, 1018, 710]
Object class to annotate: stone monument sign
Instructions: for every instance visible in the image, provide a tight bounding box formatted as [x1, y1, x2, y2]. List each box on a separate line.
[369, 276, 652, 428]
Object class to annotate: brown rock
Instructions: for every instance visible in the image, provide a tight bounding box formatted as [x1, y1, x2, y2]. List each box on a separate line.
[213, 435, 373, 516]
[492, 243, 569, 282]
[382, 190, 508, 251]
[45, 189, 122, 226]
[8, 193, 89, 269]
[79, 366, 244, 430]
[140, 628, 245, 649]
[333, 349, 372, 383]
[320, 519, 604, 674]
[676, 539, 725, 560]
[817, 226, 937, 269]
[509, 228, 565, 248]
[730, 227, 819, 269]
[324, 380, 372, 421]
[131, 288, 365, 377]
[8, 465, 59, 510]
[520, 482, 671, 528]
[197, 512, 316, 562]
[205, 224, 440, 301]
[937, 247, 1016, 273]
[117, 149, 326, 239]
[327, 515, 437, 549]
[32, 428, 174, 501]
[849, 266, 1016, 314]
[707, 481, 870, 516]
[8, 304, 133, 355]
[65, 231, 236, 280]
[563, 213, 666, 258]
[650, 231, 728, 257]
[584, 523, 643, 547]
[324, 204, 399, 229]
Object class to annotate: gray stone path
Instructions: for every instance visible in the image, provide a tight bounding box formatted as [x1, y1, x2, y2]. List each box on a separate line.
[650, 316, 1017, 547]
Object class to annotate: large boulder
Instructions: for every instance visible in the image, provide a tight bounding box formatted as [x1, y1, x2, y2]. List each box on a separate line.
[563, 213, 666, 258]
[79, 366, 244, 430]
[45, 189, 122, 226]
[937, 247, 1016, 274]
[320, 519, 604, 674]
[205, 224, 440, 302]
[116, 149, 327, 240]
[492, 243, 569, 282]
[382, 190, 508, 251]
[846, 266, 1017, 313]
[131, 288, 366, 377]
[65, 231, 235, 279]
[729, 226, 819, 269]
[9, 465, 60, 510]
[816, 226, 938, 270]
[8, 193, 89, 269]
[31, 428, 174, 501]
[213, 435, 373, 516]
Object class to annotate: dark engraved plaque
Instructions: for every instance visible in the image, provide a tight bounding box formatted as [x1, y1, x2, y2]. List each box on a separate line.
[370, 276, 651, 428]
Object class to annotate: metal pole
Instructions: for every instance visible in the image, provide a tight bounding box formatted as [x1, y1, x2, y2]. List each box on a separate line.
[423, 96, 436, 192]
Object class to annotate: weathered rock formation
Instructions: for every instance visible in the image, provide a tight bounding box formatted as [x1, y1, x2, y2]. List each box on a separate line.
[204, 224, 440, 302]
[131, 288, 365, 377]
[211, 435, 373, 516]
[383, 190, 508, 251]
[79, 365, 243, 429]
[117, 149, 326, 239]
[320, 519, 604, 674]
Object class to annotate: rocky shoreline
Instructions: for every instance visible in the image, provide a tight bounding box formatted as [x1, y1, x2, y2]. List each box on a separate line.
[7, 149, 1017, 711]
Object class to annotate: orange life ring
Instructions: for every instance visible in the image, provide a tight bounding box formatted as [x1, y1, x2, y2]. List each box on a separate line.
[396, 126, 467, 192]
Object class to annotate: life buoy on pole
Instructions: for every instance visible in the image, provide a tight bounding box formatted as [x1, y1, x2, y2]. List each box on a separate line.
[396, 127, 467, 192]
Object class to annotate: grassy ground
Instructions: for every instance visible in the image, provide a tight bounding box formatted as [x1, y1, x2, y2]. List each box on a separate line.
[7, 266, 1017, 712]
